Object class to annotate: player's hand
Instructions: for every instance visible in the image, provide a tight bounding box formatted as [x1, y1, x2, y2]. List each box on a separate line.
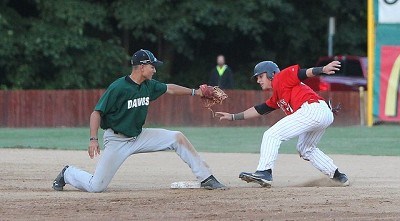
[323, 61, 341, 75]
[195, 88, 203, 96]
[215, 112, 233, 121]
[88, 140, 100, 159]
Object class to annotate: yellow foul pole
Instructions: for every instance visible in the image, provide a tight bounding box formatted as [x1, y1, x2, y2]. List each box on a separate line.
[367, 0, 375, 127]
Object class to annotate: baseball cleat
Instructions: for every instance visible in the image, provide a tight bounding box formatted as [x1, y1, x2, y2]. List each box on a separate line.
[200, 175, 227, 190]
[52, 165, 69, 191]
[332, 169, 350, 186]
[239, 170, 273, 188]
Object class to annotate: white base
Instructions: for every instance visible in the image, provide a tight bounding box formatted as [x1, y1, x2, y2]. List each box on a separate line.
[170, 181, 201, 189]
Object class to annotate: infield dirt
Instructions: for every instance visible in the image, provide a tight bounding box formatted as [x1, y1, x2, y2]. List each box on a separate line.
[1, 149, 399, 220]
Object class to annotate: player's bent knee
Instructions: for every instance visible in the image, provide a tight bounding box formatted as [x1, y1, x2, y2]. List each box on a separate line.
[174, 131, 187, 144]
[300, 151, 312, 161]
[89, 181, 108, 193]
[300, 155, 310, 161]
[174, 131, 184, 138]
[89, 186, 107, 193]
[172, 131, 197, 153]
[167, 131, 185, 150]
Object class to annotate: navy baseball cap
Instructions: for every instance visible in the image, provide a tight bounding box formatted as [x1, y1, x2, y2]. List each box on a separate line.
[130, 49, 163, 67]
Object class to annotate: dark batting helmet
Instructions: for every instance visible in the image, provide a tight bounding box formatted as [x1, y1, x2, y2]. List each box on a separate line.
[252, 61, 280, 80]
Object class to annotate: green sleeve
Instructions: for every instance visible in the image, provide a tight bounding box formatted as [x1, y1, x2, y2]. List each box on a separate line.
[149, 80, 167, 101]
[94, 86, 117, 115]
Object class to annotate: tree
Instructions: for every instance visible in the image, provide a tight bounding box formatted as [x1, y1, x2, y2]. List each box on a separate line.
[0, 0, 128, 89]
[0, 0, 367, 89]
[112, 0, 293, 86]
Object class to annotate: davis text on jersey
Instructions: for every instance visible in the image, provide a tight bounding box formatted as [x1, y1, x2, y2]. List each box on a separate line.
[127, 97, 150, 109]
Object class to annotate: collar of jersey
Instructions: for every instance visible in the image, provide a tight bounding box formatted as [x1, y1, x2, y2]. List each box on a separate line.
[125, 75, 142, 86]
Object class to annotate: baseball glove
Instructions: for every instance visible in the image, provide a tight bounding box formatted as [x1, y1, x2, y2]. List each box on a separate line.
[199, 84, 228, 115]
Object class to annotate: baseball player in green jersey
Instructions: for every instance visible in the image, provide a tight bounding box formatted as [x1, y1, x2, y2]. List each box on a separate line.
[52, 49, 226, 192]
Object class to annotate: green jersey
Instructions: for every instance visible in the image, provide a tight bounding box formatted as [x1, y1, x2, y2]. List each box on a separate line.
[95, 76, 167, 137]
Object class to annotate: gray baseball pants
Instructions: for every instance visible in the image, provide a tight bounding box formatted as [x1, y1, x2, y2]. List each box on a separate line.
[64, 128, 212, 192]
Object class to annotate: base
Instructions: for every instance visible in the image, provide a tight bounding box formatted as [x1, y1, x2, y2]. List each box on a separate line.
[170, 181, 201, 189]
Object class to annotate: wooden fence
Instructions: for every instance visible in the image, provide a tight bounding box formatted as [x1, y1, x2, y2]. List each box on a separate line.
[0, 90, 361, 127]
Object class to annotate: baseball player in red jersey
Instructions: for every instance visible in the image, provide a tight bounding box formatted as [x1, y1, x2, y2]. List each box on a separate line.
[216, 60, 350, 187]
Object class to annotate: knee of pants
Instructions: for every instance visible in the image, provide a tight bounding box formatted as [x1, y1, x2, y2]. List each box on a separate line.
[299, 150, 313, 161]
[89, 180, 108, 193]
[296, 142, 305, 153]
[174, 131, 184, 140]
[171, 131, 197, 152]
[172, 131, 186, 147]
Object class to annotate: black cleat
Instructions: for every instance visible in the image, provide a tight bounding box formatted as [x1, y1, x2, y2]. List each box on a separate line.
[201, 175, 227, 190]
[239, 170, 273, 188]
[332, 169, 350, 186]
[52, 165, 69, 191]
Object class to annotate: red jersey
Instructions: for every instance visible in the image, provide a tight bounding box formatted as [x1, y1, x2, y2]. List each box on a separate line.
[266, 65, 324, 115]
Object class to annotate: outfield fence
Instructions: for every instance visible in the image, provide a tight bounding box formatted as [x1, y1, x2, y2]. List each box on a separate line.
[0, 90, 361, 127]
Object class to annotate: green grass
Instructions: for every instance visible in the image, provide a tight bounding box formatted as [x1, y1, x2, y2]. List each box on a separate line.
[0, 126, 399, 156]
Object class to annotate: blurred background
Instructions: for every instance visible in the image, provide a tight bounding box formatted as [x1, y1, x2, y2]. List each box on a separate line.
[0, 0, 399, 158]
[0, 0, 366, 90]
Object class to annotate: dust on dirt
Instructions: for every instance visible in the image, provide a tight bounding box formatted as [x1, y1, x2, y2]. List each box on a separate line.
[1, 149, 399, 220]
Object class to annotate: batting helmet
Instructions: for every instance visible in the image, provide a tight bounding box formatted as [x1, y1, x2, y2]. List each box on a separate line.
[252, 61, 280, 80]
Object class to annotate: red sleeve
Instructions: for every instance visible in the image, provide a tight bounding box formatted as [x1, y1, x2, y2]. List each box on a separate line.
[280, 65, 301, 88]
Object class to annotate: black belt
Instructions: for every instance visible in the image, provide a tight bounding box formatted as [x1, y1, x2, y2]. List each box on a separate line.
[112, 129, 136, 140]
[113, 130, 125, 136]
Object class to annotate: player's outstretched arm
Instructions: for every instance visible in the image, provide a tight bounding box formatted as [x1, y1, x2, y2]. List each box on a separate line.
[302, 61, 341, 78]
[216, 107, 261, 121]
[88, 111, 101, 159]
[166, 84, 202, 96]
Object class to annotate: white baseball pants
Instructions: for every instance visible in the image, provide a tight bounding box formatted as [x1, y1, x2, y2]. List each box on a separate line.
[257, 100, 338, 178]
[64, 128, 212, 192]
